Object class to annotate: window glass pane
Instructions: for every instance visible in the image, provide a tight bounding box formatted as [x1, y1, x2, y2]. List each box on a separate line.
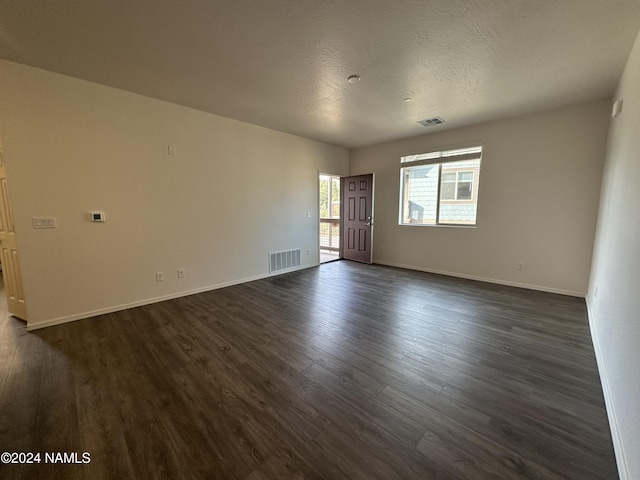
[457, 181, 472, 200]
[438, 159, 480, 225]
[440, 172, 455, 200]
[319, 175, 329, 217]
[400, 165, 438, 224]
[330, 177, 340, 218]
[320, 175, 340, 219]
[458, 171, 473, 182]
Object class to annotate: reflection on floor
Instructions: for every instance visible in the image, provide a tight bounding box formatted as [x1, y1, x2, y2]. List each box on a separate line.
[320, 250, 339, 264]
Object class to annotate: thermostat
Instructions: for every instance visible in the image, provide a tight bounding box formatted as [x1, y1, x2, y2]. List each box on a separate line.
[89, 211, 106, 222]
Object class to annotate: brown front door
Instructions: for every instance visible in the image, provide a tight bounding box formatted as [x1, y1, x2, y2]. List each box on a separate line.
[341, 174, 374, 264]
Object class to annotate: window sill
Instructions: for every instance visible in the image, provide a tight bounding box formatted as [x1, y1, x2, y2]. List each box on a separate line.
[398, 223, 477, 229]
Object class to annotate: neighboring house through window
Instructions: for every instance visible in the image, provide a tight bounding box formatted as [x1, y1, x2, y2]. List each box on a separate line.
[399, 146, 482, 226]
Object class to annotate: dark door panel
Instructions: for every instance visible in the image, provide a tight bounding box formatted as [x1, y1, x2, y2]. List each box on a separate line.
[341, 174, 374, 264]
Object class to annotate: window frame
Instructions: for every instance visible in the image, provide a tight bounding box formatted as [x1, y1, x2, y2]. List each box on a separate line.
[439, 167, 479, 205]
[398, 146, 482, 227]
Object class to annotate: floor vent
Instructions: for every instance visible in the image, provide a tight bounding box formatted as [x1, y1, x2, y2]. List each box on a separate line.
[417, 117, 445, 127]
[269, 249, 301, 273]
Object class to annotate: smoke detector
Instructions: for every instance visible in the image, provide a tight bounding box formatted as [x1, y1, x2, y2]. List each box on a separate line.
[417, 117, 445, 127]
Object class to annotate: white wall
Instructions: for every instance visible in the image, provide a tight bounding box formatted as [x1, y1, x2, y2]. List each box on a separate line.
[0, 60, 349, 329]
[350, 100, 610, 296]
[587, 29, 640, 480]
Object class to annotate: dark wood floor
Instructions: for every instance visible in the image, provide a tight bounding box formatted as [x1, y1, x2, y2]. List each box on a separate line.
[0, 261, 617, 479]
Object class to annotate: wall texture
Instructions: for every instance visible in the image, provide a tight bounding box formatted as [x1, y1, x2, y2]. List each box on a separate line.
[0, 60, 349, 329]
[350, 100, 610, 296]
[587, 30, 640, 480]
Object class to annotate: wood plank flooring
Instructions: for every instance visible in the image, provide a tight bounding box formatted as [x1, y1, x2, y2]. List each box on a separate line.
[0, 261, 617, 479]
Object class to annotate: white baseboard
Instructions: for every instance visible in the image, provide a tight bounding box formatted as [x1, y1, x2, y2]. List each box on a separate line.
[26, 264, 314, 331]
[585, 298, 628, 480]
[373, 260, 585, 297]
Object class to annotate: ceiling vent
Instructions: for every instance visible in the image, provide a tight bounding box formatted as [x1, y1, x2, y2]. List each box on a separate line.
[417, 117, 445, 127]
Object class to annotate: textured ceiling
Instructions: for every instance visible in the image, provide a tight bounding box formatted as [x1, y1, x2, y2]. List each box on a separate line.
[1, 0, 639, 148]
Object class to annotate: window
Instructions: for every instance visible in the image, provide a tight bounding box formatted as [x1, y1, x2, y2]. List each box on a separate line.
[399, 146, 482, 226]
[440, 169, 475, 202]
[319, 174, 341, 253]
[319, 175, 340, 219]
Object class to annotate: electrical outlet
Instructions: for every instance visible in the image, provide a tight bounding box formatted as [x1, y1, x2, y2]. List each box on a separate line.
[155, 272, 164, 282]
[307, 249, 310, 256]
[517, 262, 525, 272]
[177, 269, 185, 278]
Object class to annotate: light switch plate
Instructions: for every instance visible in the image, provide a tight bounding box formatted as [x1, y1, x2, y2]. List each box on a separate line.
[32, 216, 57, 229]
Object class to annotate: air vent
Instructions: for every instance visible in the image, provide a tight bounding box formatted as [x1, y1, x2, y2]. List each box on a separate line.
[269, 249, 301, 273]
[417, 117, 445, 127]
